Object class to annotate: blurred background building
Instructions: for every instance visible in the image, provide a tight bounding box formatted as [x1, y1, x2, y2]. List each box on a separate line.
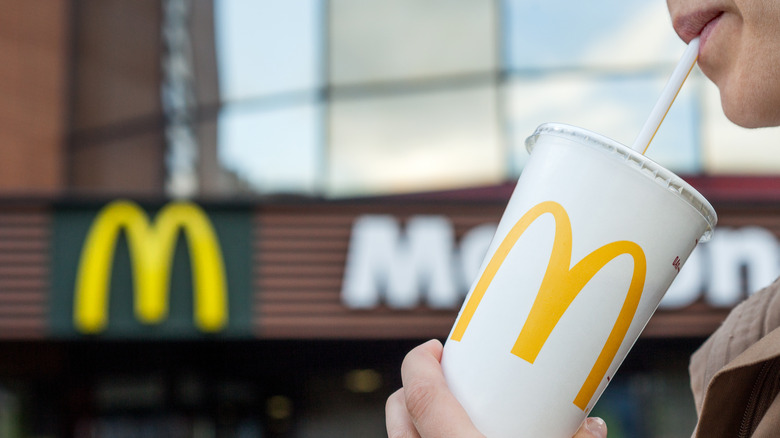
[1, 0, 780, 437]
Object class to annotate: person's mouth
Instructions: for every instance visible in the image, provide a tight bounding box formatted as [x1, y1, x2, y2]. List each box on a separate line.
[673, 9, 724, 46]
[698, 12, 724, 49]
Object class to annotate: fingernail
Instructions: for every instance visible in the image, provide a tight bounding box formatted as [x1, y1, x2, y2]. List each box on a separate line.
[585, 417, 607, 438]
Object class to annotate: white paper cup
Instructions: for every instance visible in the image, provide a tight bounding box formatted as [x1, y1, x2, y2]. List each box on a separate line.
[441, 123, 717, 438]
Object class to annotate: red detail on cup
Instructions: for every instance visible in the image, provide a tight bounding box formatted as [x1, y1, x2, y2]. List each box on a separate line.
[672, 256, 681, 272]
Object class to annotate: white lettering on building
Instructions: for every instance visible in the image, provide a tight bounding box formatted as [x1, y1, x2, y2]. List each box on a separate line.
[662, 226, 780, 308]
[341, 216, 493, 309]
[341, 216, 780, 310]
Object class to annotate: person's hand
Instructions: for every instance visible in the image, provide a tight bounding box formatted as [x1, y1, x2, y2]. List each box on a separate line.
[386, 339, 608, 438]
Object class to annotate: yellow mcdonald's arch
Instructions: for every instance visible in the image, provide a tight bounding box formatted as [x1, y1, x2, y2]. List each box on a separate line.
[74, 200, 228, 334]
[450, 201, 646, 410]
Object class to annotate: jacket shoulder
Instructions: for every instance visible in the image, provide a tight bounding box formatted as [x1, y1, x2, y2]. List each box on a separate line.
[691, 277, 780, 437]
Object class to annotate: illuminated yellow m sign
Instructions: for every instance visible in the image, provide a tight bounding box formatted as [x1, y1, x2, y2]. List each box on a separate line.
[450, 201, 646, 410]
[74, 200, 228, 334]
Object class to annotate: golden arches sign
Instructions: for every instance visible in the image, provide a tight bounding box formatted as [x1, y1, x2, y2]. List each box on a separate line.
[74, 200, 228, 334]
[450, 201, 647, 410]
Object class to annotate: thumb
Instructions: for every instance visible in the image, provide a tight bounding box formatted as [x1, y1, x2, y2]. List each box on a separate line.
[573, 417, 607, 438]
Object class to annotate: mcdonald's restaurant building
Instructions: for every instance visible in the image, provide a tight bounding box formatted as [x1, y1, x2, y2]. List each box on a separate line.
[2, 181, 780, 437]
[4, 2, 780, 438]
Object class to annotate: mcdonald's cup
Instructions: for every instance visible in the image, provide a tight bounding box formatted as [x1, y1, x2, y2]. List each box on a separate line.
[441, 123, 717, 438]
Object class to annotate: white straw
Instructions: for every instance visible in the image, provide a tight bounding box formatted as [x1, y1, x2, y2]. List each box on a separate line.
[631, 37, 700, 154]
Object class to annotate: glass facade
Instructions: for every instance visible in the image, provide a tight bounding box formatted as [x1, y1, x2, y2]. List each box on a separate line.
[213, 0, 324, 195]
[213, 0, 780, 198]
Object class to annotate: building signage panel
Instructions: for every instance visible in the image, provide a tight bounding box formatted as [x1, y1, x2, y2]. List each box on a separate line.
[39, 196, 780, 340]
[50, 200, 253, 338]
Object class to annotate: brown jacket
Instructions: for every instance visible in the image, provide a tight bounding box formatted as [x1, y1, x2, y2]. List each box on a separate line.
[690, 278, 780, 437]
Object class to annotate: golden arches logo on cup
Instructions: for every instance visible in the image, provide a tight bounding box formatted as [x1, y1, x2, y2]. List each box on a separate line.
[449, 200, 647, 411]
[74, 200, 228, 334]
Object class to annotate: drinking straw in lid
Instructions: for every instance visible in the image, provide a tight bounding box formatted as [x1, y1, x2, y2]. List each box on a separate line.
[631, 37, 700, 154]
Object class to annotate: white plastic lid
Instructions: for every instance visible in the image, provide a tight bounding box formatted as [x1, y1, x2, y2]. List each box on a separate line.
[525, 123, 717, 242]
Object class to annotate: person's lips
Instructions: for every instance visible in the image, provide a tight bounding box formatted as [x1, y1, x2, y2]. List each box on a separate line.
[673, 9, 724, 44]
[699, 13, 723, 48]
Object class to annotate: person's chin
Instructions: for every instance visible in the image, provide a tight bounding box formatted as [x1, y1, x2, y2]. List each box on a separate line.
[721, 97, 780, 129]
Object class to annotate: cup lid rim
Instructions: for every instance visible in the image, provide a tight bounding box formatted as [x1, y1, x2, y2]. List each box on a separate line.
[525, 122, 718, 241]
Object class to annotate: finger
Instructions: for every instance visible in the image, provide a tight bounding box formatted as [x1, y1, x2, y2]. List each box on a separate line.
[573, 417, 608, 438]
[401, 339, 484, 438]
[386, 388, 422, 438]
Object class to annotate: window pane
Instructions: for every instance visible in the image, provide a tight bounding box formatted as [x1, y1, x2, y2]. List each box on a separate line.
[214, 0, 322, 101]
[328, 86, 502, 196]
[505, 74, 699, 174]
[329, 0, 496, 86]
[700, 77, 780, 174]
[217, 102, 322, 194]
[503, 0, 683, 70]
